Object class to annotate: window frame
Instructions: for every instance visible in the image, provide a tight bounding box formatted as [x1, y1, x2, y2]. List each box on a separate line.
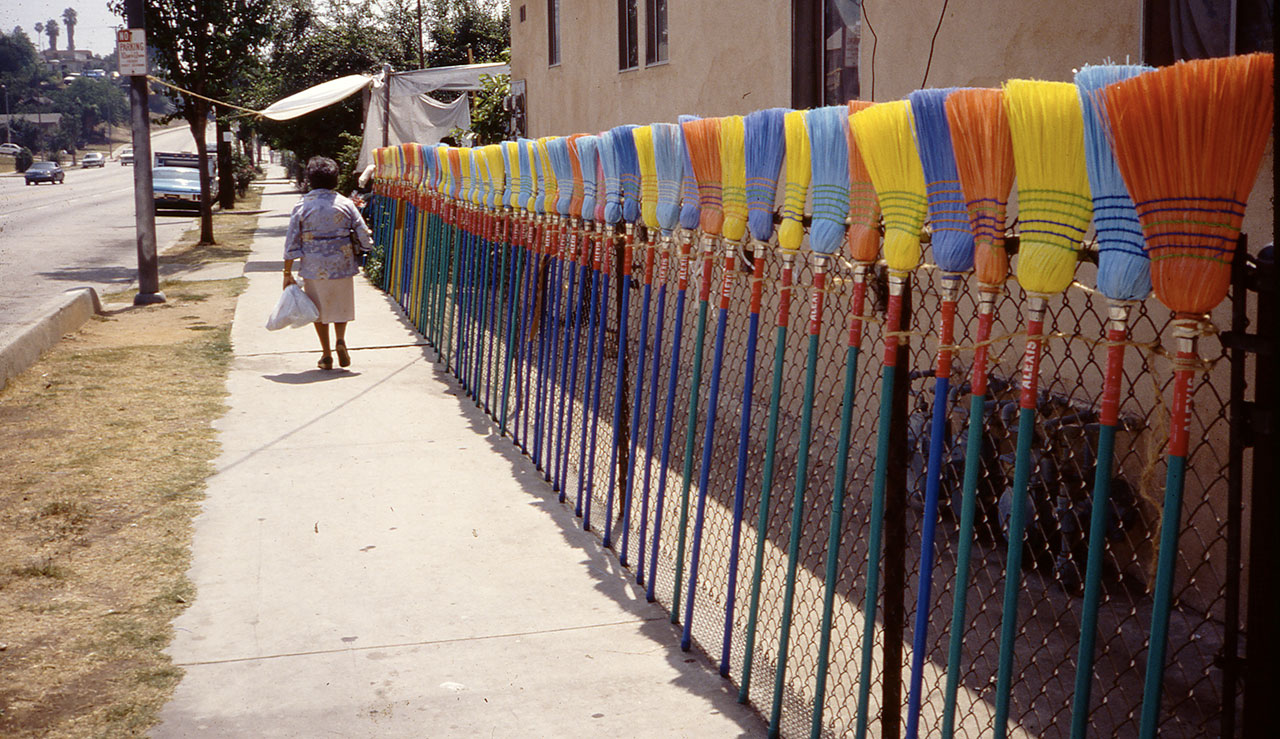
[644, 0, 669, 66]
[618, 0, 639, 71]
[547, 0, 561, 67]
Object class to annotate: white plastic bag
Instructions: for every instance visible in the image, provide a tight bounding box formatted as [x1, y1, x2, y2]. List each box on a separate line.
[266, 284, 320, 330]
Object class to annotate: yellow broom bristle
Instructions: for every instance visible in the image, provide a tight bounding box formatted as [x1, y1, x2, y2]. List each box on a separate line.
[486, 144, 505, 205]
[945, 88, 1015, 288]
[634, 125, 660, 231]
[851, 100, 926, 273]
[719, 115, 749, 243]
[459, 147, 473, 201]
[779, 110, 811, 252]
[846, 99, 881, 263]
[475, 148, 489, 205]
[537, 138, 558, 215]
[1103, 52, 1274, 315]
[1003, 79, 1092, 295]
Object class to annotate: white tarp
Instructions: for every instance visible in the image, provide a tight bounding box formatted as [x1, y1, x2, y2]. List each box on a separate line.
[258, 74, 372, 121]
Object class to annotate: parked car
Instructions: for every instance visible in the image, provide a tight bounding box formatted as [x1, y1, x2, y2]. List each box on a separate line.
[81, 152, 106, 168]
[24, 161, 65, 185]
[120, 148, 134, 165]
[153, 166, 217, 209]
[0, 143, 21, 156]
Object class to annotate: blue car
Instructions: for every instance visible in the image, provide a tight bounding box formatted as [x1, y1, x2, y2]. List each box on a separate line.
[152, 166, 216, 209]
[24, 161, 65, 185]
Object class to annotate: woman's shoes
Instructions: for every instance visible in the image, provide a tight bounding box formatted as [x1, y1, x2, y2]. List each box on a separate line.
[335, 341, 351, 368]
[317, 354, 334, 370]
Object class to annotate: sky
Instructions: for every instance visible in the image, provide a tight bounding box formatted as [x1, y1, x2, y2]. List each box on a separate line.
[2, 1, 125, 58]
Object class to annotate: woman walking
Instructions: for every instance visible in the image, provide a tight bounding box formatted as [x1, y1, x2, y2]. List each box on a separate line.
[283, 156, 372, 370]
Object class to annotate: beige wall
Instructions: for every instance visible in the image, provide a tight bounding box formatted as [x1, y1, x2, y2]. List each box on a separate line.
[510, 0, 791, 137]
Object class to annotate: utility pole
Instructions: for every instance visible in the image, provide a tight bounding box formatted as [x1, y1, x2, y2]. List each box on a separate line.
[2, 85, 9, 143]
[123, 0, 163, 305]
[381, 63, 392, 148]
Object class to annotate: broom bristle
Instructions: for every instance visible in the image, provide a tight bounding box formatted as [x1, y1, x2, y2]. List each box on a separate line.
[944, 89, 1013, 287]
[537, 139, 558, 215]
[719, 114, 748, 241]
[806, 105, 851, 256]
[677, 114, 703, 231]
[613, 124, 642, 223]
[683, 117, 725, 235]
[1076, 64, 1154, 302]
[779, 110, 812, 252]
[486, 145, 504, 208]
[1004, 79, 1093, 295]
[846, 101, 882, 263]
[567, 134, 586, 216]
[547, 136, 573, 216]
[577, 135, 600, 221]
[910, 88, 975, 273]
[459, 147, 473, 202]
[851, 100, 927, 273]
[516, 139, 533, 209]
[448, 147, 463, 200]
[1103, 52, 1274, 315]
[600, 128, 624, 224]
[471, 150, 485, 206]
[745, 108, 787, 243]
[634, 126, 660, 230]
[500, 142, 515, 206]
[594, 146, 607, 223]
[653, 122, 685, 234]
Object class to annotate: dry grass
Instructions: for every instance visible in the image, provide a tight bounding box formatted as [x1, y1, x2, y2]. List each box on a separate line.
[0, 186, 264, 737]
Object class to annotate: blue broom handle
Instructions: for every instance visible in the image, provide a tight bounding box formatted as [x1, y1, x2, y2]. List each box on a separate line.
[638, 250, 671, 589]
[622, 241, 656, 566]
[584, 258, 611, 531]
[603, 237, 634, 550]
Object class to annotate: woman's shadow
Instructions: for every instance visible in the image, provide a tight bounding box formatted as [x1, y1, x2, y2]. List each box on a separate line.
[262, 369, 361, 384]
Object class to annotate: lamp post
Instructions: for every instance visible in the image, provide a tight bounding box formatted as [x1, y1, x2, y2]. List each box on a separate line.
[2, 84, 10, 143]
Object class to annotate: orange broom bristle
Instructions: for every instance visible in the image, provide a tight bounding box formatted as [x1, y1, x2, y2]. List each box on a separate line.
[846, 99, 881, 263]
[683, 117, 725, 235]
[1103, 52, 1274, 315]
[568, 134, 586, 216]
[945, 88, 1016, 289]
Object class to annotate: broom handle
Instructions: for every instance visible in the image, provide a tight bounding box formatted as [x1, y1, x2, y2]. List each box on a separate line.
[552, 229, 576, 499]
[543, 224, 561, 477]
[575, 230, 602, 517]
[558, 237, 587, 500]
[1139, 327, 1196, 739]
[941, 290, 996, 738]
[533, 222, 549, 470]
[810, 265, 869, 738]
[499, 218, 520, 436]
[739, 250, 795, 703]
[621, 237, 657, 564]
[584, 233, 613, 531]
[907, 277, 961, 739]
[855, 275, 907, 739]
[994, 297, 1048, 739]
[1070, 303, 1131, 738]
[639, 246, 671, 588]
[603, 232, 635, 550]
[721, 249, 770, 676]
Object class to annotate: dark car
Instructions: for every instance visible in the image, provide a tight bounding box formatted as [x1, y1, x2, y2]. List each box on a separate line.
[24, 161, 65, 185]
[153, 166, 217, 209]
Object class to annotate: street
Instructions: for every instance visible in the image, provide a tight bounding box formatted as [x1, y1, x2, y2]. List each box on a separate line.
[0, 123, 212, 341]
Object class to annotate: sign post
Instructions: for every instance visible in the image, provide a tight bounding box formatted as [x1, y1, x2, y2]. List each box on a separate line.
[117, 13, 164, 305]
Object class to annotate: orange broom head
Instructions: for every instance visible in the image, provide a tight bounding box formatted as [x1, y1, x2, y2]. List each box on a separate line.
[403, 143, 421, 185]
[683, 117, 725, 235]
[537, 138, 559, 215]
[447, 148, 462, 200]
[846, 99, 881, 263]
[634, 125, 660, 231]
[719, 114, 749, 243]
[1103, 52, 1274, 315]
[946, 88, 1015, 288]
[567, 134, 586, 216]
[1004, 79, 1092, 295]
[779, 109, 811, 252]
[851, 100, 926, 273]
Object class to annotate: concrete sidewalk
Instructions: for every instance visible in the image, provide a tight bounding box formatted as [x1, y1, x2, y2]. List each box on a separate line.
[154, 182, 762, 737]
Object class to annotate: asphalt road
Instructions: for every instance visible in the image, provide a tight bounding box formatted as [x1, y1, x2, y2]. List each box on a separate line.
[0, 124, 212, 341]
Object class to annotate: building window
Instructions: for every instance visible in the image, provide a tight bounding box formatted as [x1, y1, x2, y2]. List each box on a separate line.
[618, 0, 639, 70]
[548, 0, 560, 66]
[1143, 0, 1274, 66]
[645, 0, 668, 65]
[823, 0, 860, 104]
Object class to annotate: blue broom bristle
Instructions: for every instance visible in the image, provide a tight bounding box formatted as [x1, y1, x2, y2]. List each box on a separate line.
[426, 147, 438, 190]
[548, 137, 574, 217]
[600, 128, 625, 225]
[677, 114, 702, 231]
[578, 135, 600, 221]
[1076, 64, 1154, 302]
[744, 108, 787, 243]
[653, 123, 685, 235]
[909, 88, 975, 273]
[531, 143, 547, 214]
[611, 124, 642, 223]
[805, 106, 851, 256]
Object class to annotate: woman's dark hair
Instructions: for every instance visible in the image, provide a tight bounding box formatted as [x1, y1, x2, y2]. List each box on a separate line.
[304, 156, 339, 190]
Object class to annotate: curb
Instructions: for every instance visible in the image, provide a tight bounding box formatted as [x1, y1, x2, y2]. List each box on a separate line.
[0, 288, 103, 391]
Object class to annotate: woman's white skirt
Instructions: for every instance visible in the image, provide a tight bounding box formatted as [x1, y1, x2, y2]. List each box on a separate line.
[302, 276, 355, 324]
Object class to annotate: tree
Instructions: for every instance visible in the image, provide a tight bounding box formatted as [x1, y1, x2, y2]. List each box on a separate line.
[33, 23, 43, 51]
[45, 20, 59, 52]
[62, 9, 77, 51]
[424, 0, 508, 67]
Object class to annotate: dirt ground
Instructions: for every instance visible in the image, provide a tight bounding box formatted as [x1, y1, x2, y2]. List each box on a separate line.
[0, 192, 261, 737]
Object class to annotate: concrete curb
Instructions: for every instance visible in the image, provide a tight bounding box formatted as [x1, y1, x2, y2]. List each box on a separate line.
[0, 287, 102, 391]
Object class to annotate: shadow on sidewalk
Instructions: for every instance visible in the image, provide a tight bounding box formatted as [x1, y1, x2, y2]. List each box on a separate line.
[263, 369, 361, 384]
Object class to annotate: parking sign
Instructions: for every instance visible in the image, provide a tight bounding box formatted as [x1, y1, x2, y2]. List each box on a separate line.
[117, 28, 147, 77]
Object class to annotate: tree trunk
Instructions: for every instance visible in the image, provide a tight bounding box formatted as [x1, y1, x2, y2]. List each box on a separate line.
[189, 106, 215, 245]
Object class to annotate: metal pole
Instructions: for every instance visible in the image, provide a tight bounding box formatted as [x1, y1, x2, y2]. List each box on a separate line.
[381, 63, 392, 148]
[2, 85, 10, 143]
[125, 0, 163, 305]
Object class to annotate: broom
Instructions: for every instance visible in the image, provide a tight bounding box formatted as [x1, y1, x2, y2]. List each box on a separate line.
[483, 145, 506, 414]
[721, 106, 787, 677]
[532, 138, 558, 473]
[810, 98, 880, 739]
[769, 104, 850, 739]
[553, 135, 587, 501]
[518, 139, 541, 452]
[1101, 53, 1273, 739]
[740, 108, 810, 703]
[500, 141, 522, 437]
[510, 140, 535, 449]
[851, 99, 929, 739]
[1069, 63, 1153, 739]
[445, 147, 465, 375]
[646, 115, 707, 602]
[994, 79, 1093, 739]
[576, 145, 610, 518]
[905, 86, 975, 739]
[938, 87, 1016, 739]
[559, 135, 598, 503]
[546, 136, 575, 487]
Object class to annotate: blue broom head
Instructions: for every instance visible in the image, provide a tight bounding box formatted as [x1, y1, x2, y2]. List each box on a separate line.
[1076, 63, 1154, 301]
[678, 114, 702, 231]
[908, 87, 975, 273]
[577, 135, 600, 221]
[425, 147, 437, 190]
[517, 139, 534, 210]
[532, 143, 548, 214]
[547, 136, 574, 217]
[744, 108, 787, 243]
[499, 143, 512, 206]
[611, 124, 642, 223]
[600, 127, 625, 224]
[805, 106, 851, 256]
[653, 123, 685, 235]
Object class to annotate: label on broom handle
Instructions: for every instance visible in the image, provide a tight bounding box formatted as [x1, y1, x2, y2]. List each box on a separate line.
[777, 254, 795, 328]
[937, 277, 960, 380]
[809, 260, 827, 337]
[720, 246, 736, 310]
[1169, 323, 1198, 457]
[971, 293, 997, 397]
[848, 269, 868, 349]
[643, 241, 656, 284]
[656, 241, 670, 285]
[1019, 299, 1048, 410]
[748, 245, 766, 315]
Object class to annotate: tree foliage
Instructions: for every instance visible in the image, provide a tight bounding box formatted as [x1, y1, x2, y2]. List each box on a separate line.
[44, 19, 59, 52]
[62, 9, 77, 50]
